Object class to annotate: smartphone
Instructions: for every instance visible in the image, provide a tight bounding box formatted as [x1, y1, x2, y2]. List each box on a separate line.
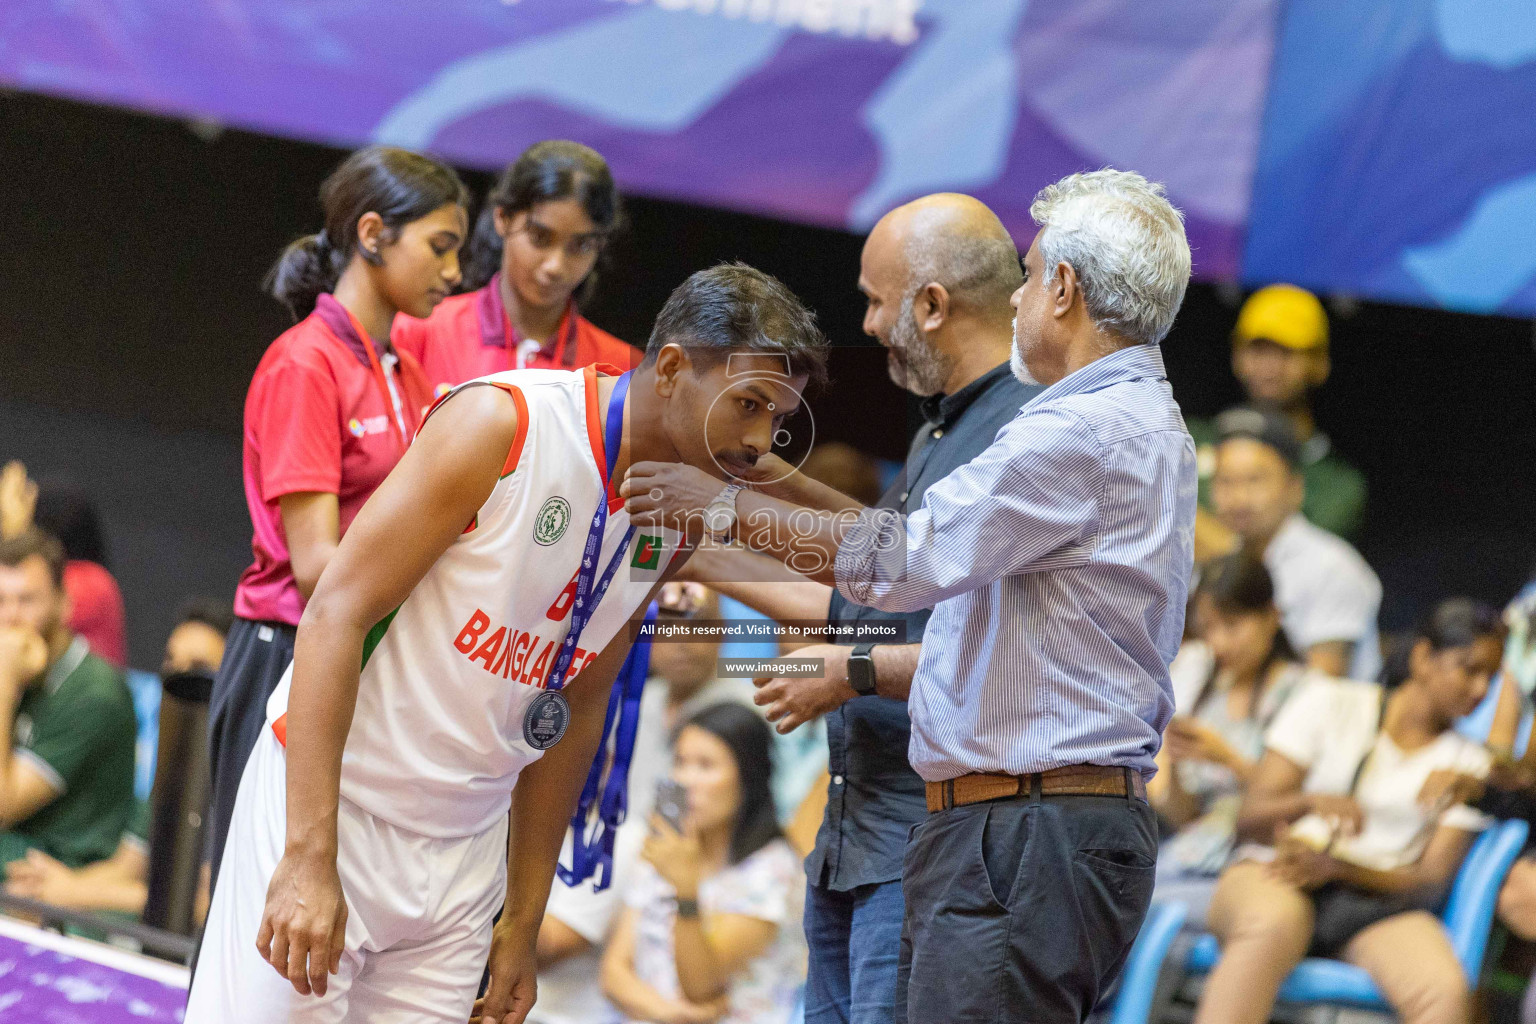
[654, 779, 688, 833]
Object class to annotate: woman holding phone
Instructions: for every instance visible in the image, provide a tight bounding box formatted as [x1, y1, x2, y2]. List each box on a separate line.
[394, 140, 639, 392]
[1151, 554, 1308, 921]
[1192, 598, 1504, 1024]
[602, 703, 805, 1024]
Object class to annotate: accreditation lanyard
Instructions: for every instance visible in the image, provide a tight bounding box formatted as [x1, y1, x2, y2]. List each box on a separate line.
[504, 300, 579, 370]
[338, 304, 416, 449]
[545, 370, 635, 696]
[558, 600, 657, 891]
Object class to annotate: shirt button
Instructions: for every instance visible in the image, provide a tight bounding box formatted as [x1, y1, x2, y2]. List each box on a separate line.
[832, 775, 845, 785]
[899, 491, 909, 503]
[932, 428, 944, 439]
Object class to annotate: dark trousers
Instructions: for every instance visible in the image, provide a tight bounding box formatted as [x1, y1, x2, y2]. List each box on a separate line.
[805, 878, 906, 1024]
[205, 616, 295, 890]
[896, 792, 1156, 1024]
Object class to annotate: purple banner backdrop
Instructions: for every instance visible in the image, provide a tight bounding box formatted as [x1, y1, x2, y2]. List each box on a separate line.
[0, 919, 187, 1022]
[0, 0, 1276, 279]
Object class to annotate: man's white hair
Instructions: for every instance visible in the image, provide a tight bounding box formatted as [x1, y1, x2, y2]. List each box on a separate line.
[1030, 169, 1191, 346]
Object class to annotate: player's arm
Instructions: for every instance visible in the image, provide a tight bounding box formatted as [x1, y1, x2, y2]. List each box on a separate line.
[258, 385, 516, 998]
[676, 544, 832, 626]
[476, 559, 693, 1024]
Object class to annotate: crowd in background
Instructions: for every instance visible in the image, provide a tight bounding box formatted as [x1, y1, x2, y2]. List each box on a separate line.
[3, 135, 1536, 1024]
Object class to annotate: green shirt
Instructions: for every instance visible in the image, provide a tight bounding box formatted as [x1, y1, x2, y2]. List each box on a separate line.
[4, 637, 138, 869]
[1189, 416, 1368, 541]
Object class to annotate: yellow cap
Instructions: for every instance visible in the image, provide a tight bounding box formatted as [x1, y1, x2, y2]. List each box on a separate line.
[1233, 284, 1328, 351]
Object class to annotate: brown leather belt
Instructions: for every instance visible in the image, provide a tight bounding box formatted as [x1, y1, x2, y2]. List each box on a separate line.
[926, 765, 1147, 813]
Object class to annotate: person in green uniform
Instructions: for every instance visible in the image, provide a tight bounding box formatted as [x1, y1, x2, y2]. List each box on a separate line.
[0, 530, 136, 873]
[1190, 284, 1367, 560]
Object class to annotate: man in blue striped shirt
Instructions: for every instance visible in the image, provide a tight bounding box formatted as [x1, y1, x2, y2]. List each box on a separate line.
[626, 168, 1197, 1023]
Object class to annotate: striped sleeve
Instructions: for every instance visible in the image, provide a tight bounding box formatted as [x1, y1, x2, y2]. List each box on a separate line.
[836, 407, 1103, 613]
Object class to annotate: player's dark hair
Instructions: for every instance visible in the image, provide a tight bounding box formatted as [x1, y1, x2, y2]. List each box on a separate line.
[0, 530, 66, 591]
[1382, 597, 1504, 690]
[266, 146, 468, 321]
[33, 479, 109, 568]
[461, 140, 623, 302]
[681, 703, 783, 865]
[174, 597, 235, 639]
[644, 262, 829, 388]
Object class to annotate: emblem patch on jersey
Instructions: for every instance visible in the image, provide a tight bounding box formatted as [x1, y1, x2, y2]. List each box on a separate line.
[534, 496, 572, 546]
[631, 534, 664, 570]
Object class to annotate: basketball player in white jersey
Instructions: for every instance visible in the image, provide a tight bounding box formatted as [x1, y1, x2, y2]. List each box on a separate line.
[186, 263, 827, 1024]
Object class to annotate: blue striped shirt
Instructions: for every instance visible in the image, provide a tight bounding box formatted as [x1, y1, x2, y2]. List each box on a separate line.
[834, 343, 1197, 782]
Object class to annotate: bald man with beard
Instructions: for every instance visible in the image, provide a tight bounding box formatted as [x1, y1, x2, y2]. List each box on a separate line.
[677, 194, 1041, 1024]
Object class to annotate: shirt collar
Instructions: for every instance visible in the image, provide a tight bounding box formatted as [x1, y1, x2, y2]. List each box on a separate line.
[477, 273, 578, 365]
[919, 362, 1015, 427]
[1031, 342, 1168, 407]
[43, 635, 89, 696]
[313, 293, 386, 368]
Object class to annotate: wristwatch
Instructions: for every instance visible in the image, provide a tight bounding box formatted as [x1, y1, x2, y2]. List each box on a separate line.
[675, 897, 701, 919]
[703, 483, 743, 542]
[847, 643, 878, 697]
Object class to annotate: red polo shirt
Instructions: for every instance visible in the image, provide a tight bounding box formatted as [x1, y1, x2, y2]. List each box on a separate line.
[235, 294, 434, 626]
[393, 274, 641, 395]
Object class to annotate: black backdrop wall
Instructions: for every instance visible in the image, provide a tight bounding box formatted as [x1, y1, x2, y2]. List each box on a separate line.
[2, 91, 1533, 669]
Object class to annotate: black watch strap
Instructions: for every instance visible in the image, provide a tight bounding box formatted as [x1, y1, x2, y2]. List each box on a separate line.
[848, 643, 878, 697]
[676, 897, 700, 919]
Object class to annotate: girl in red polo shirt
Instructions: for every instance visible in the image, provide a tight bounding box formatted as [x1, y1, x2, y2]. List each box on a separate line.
[207, 146, 468, 885]
[394, 140, 640, 391]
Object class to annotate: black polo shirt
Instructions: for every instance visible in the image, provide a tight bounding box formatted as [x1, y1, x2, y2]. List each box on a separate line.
[808, 362, 1042, 891]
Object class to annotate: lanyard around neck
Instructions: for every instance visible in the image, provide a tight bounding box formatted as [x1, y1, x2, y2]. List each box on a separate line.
[338, 303, 414, 448]
[544, 371, 633, 695]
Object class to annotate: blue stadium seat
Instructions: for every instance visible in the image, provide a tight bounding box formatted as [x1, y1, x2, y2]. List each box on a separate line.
[1109, 901, 1188, 1024]
[1183, 819, 1529, 1012]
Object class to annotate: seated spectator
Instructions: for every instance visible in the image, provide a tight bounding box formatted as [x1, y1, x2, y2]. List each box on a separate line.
[602, 703, 806, 1024]
[1190, 284, 1367, 544]
[0, 463, 127, 668]
[1151, 553, 1307, 923]
[637, 584, 827, 825]
[2, 598, 231, 919]
[1209, 407, 1382, 680]
[0, 531, 136, 875]
[1193, 598, 1504, 1024]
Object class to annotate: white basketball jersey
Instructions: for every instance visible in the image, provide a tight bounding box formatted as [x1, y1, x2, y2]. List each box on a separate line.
[266, 365, 681, 839]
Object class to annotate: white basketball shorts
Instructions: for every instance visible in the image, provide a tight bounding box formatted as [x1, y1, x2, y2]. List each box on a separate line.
[184, 729, 507, 1023]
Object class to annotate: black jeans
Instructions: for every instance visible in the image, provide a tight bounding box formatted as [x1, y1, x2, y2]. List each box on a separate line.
[896, 792, 1157, 1024]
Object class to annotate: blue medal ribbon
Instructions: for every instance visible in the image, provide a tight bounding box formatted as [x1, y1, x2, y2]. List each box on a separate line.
[545, 369, 658, 890]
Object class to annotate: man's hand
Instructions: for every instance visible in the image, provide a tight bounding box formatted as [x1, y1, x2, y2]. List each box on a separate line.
[0, 628, 48, 690]
[621, 462, 730, 538]
[472, 918, 538, 1024]
[0, 462, 37, 541]
[255, 846, 348, 997]
[753, 645, 855, 733]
